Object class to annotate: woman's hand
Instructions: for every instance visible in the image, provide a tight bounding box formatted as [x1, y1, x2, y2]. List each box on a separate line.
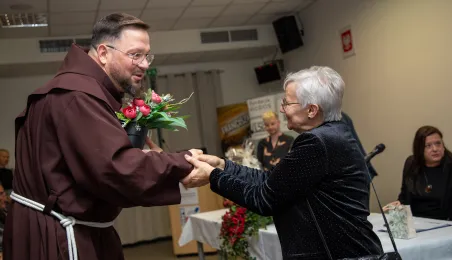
[382, 200, 401, 212]
[196, 154, 225, 170]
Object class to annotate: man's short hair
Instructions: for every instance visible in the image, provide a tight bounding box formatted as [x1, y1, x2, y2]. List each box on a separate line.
[91, 13, 150, 48]
[0, 149, 8, 154]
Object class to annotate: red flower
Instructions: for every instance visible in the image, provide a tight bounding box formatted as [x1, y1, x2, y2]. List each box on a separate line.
[122, 106, 137, 119]
[139, 105, 151, 116]
[133, 98, 145, 106]
[236, 207, 247, 215]
[152, 92, 162, 104]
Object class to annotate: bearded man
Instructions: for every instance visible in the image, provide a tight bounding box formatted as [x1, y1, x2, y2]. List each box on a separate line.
[3, 13, 200, 260]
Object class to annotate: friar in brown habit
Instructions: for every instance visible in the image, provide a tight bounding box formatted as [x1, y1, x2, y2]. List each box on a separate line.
[3, 13, 201, 260]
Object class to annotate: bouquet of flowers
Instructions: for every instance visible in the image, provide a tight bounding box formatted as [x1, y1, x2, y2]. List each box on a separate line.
[116, 88, 193, 148]
[386, 204, 416, 239]
[219, 139, 272, 260]
[220, 202, 273, 260]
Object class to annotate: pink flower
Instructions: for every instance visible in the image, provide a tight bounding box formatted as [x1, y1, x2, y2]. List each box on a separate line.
[139, 105, 151, 116]
[152, 92, 162, 104]
[133, 98, 145, 106]
[122, 106, 137, 119]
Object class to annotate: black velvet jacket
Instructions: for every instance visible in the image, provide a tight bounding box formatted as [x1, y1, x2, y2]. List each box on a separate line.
[210, 121, 383, 259]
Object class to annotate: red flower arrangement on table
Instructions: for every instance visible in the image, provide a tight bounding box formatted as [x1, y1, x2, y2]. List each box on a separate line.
[220, 199, 273, 260]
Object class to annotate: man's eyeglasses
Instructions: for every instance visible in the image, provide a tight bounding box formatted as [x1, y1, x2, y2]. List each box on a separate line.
[105, 44, 154, 66]
[280, 97, 299, 111]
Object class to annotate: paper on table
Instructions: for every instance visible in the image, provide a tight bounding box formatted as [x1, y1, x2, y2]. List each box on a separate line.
[179, 183, 199, 205]
[379, 218, 452, 233]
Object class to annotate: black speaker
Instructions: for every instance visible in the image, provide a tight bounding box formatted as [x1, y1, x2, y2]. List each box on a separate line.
[272, 16, 303, 54]
[254, 62, 281, 85]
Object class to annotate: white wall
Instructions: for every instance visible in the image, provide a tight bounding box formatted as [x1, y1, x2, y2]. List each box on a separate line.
[283, 0, 452, 211]
[157, 59, 282, 106]
[0, 25, 278, 65]
[0, 58, 282, 166]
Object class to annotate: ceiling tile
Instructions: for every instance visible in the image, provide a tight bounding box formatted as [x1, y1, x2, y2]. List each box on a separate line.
[0, 27, 48, 38]
[50, 0, 99, 12]
[97, 10, 142, 21]
[0, 0, 47, 13]
[191, 0, 232, 6]
[147, 0, 191, 8]
[233, 0, 269, 3]
[141, 8, 184, 21]
[146, 19, 177, 31]
[297, 0, 315, 10]
[50, 11, 96, 26]
[182, 6, 224, 19]
[246, 14, 279, 25]
[99, 0, 148, 10]
[259, 0, 301, 14]
[173, 18, 212, 30]
[222, 3, 265, 16]
[210, 15, 248, 27]
[51, 24, 93, 36]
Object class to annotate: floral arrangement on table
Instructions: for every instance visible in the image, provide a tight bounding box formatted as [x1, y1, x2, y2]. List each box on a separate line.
[219, 139, 273, 260]
[115, 88, 193, 148]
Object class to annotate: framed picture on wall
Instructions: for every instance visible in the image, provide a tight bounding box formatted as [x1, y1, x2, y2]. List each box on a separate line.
[339, 25, 356, 59]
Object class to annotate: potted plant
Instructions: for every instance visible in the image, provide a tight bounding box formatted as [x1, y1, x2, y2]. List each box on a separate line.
[116, 89, 193, 149]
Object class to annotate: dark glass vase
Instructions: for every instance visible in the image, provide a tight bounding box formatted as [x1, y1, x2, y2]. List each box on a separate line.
[124, 121, 148, 149]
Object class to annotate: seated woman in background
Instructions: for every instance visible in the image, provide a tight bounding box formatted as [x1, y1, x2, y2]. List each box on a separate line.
[384, 126, 452, 220]
[257, 111, 294, 170]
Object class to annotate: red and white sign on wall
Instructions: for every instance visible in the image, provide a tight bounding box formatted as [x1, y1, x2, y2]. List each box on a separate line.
[339, 25, 355, 59]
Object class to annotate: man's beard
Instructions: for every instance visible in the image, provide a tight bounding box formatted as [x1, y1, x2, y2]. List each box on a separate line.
[110, 65, 145, 98]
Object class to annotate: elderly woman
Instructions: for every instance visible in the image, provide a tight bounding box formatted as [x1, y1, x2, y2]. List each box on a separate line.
[183, 66, 383, 259]
[384, 126, 452, 220]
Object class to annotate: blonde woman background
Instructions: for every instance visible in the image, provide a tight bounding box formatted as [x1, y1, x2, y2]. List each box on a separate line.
[256, 111, 294, 171]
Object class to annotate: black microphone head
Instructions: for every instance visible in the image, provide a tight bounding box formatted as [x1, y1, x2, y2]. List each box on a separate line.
[375, 143, 386, 152]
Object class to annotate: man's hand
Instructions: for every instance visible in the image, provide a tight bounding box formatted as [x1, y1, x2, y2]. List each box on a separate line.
[144, 136, 163, 153]
[196, 154, 225, 170]
[182, 154, 214, 188]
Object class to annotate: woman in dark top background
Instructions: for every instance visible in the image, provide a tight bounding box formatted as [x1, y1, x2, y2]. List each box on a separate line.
[257, 111, 294, 171]
[384, 126, 452, 220]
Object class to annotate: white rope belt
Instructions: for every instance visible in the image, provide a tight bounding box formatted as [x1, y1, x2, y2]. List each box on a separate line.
[11, 191, 115, 260]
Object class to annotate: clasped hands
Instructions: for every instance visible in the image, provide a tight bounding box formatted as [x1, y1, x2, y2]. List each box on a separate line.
[141, 137, 223, 188]
[182, 152, 225, 188]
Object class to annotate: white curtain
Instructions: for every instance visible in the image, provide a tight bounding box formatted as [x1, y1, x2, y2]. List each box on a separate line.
[115, 70, 223, 245]
[157, 71, 223, 155]
[115, 206, 171, 245]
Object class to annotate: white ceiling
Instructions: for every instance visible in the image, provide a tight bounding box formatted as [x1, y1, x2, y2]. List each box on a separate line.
[0, 0, 315, 38]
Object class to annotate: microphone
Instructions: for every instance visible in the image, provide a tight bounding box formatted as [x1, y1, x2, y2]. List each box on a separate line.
[365, 143, 386, 163]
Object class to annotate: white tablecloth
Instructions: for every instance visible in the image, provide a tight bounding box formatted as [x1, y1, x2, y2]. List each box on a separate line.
[180, 209, 452, 260]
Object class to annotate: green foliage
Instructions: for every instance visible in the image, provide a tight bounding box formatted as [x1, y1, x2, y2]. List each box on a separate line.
[116, 89, 193, 131]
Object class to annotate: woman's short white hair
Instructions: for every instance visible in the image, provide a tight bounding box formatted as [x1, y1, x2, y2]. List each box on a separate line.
[283, 66, 344, 122]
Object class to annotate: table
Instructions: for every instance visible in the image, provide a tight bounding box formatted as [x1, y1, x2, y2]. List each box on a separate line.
[179, 209, 452, 260]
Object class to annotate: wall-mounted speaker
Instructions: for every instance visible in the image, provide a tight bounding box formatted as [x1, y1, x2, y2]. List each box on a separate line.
[272, 16, 303, 54]
[254, 60, 284, 85]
